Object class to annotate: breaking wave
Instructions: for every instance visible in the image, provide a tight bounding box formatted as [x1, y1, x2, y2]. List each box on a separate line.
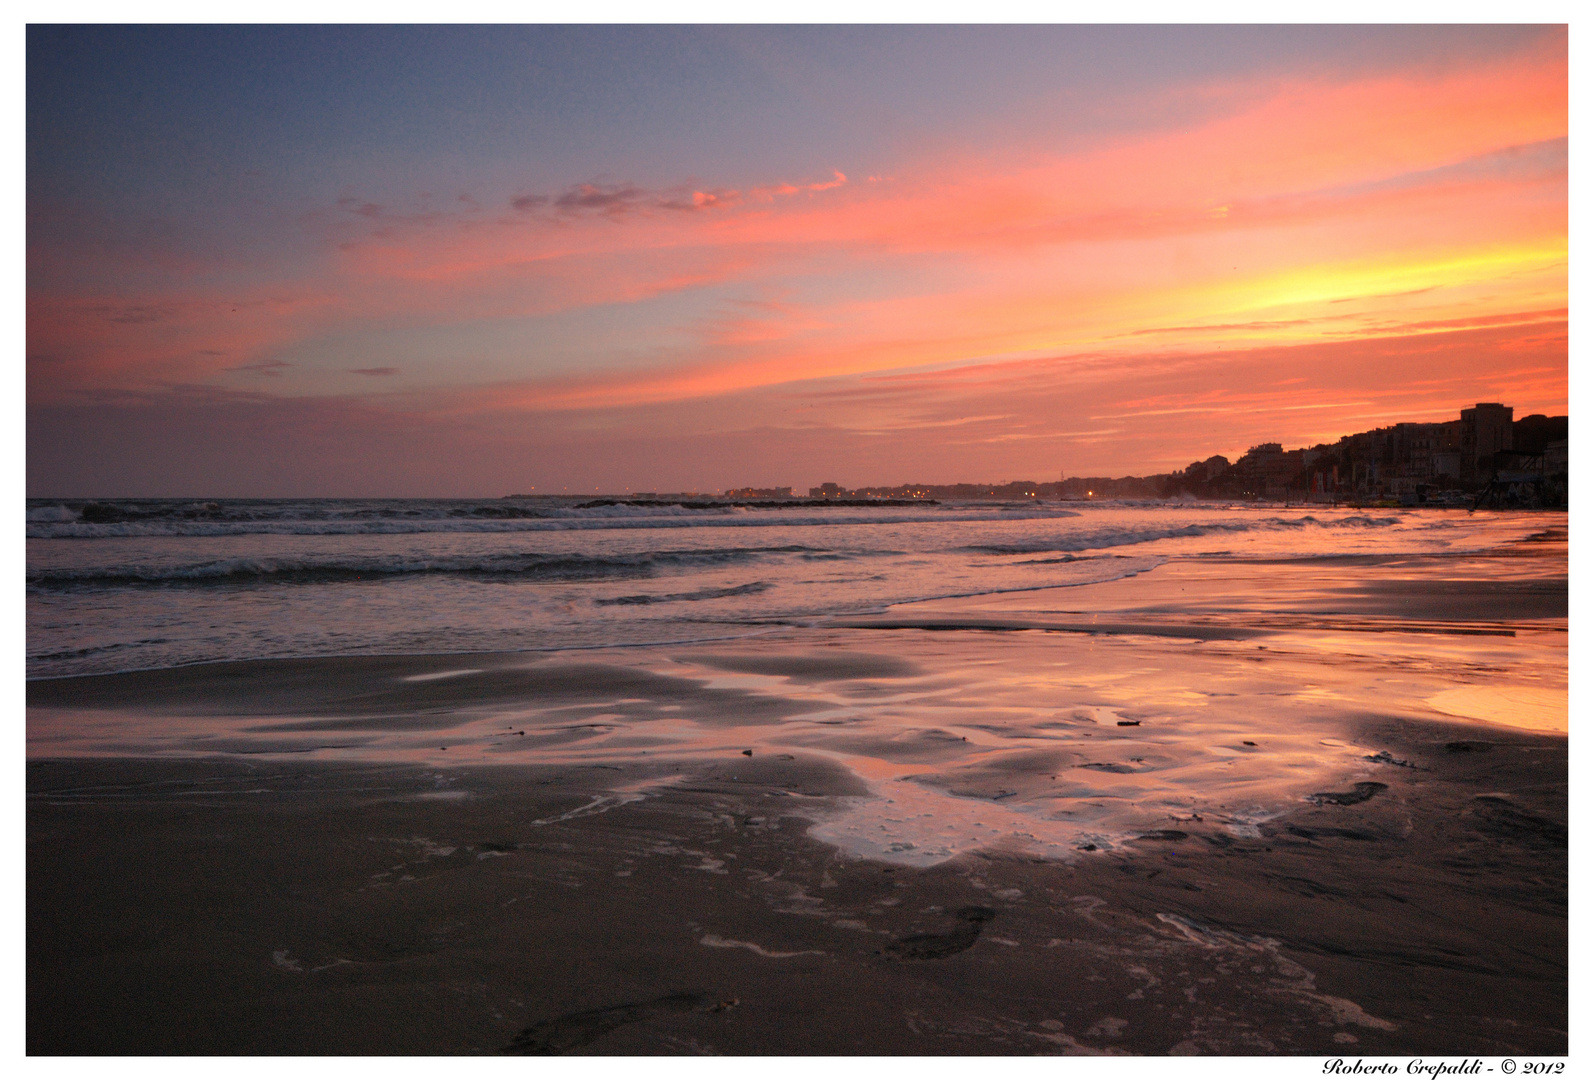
[25, 497, 1087, 539]
[955, 514, 1409, 556]
[27, 546, 812, 590]
[594, 581, 776, 606]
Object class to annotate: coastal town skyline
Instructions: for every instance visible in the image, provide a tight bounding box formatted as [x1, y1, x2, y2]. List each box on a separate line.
[498, 399, 1563, 502]
[26, 25, 1567, 497]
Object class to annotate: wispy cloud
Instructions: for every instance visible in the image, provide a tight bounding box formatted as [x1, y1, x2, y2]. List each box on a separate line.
[508, 170, 849, 220]
[553, 181, 650, 215]
[229, 358, 292, 377]
[28, 41, 1565, 477]
[98, 304, 179, 325]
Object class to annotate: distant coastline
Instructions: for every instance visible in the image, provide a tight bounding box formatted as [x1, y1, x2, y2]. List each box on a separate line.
[560, 402, 1565, 510]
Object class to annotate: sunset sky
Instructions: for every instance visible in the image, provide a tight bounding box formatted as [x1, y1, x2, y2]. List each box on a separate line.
[26, 24, 1568, 497]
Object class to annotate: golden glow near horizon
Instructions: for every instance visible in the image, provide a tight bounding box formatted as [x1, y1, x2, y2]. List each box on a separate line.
[27, 26, 1568, 493]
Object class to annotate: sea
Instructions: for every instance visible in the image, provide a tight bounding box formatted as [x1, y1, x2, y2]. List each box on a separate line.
[26, 495, 1568, 864]
[26, 496, 1551, 680]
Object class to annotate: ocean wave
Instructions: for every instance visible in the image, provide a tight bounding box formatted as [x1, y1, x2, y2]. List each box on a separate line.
[594, 581, 775, 606]
[26, 504, 78, 523]
[772, 554, 1169, 616]
[957, 522, 1251, 555]
[25, 498, 1087, 538]
[29, 498, 747, 526]
[26, 546, 816, 590]
[954, 513, 1406, 556]
[1260, 513, 1404, 529]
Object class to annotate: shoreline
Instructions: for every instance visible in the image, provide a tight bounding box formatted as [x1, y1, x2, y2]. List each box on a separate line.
[27, 536, 1567, 1054]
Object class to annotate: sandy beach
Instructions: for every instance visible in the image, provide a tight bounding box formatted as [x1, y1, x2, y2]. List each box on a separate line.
[26, 530, 1567, 1055]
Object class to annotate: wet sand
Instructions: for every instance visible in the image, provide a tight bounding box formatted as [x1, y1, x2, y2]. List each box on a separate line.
[27, 536, 1567, 1054]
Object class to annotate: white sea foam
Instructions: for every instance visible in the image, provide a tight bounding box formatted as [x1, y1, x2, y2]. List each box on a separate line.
[699, 934, 824, 958]
[27, 504, 77, 523]
[401, 669, 484, 682]
[17, 499, 1430, 541]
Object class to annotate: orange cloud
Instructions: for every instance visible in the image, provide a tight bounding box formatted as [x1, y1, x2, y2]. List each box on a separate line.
[28, 34, 1565, 428]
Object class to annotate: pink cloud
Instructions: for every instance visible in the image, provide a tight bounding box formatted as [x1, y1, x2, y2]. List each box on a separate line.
[28, 37, 1565, 434]
[29, 317, 1567, 497]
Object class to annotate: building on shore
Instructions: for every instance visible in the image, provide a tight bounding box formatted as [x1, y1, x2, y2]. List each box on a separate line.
[748, 403, 1564, 508]
[1460, 402, 1514, 481]
[1154, 402, 1564, 505]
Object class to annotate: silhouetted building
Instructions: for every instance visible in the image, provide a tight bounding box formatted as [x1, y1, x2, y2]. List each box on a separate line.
[1460, 403, 1513, 480]
[791, 401, 1561, 508]
[1545, 439, 1568, 474]
[1513, 414, 1568, 456]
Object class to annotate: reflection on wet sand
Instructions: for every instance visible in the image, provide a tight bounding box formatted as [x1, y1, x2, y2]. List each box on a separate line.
[26, 535, 1567, 1054]
[18, 637, 1444, 865]
[1426, 686, 1567, 733]
[29, 543, 1566, 866]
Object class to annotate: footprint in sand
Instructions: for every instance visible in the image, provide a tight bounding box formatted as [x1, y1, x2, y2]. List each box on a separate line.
[881, 905, 998, 960]
[503, 991, 724, 1054]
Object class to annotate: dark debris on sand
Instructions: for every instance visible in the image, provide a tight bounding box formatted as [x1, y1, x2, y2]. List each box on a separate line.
[1306, 781, 1387, 805]
[504, 992, 712, 1055]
